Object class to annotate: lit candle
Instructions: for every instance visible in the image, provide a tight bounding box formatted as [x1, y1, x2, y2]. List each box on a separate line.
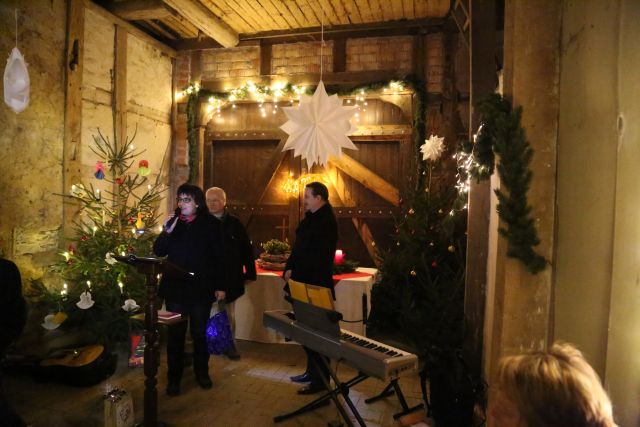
[118, 281, 124, 294]
[334, 250, 345, 265]
[95, 188, 101, 201]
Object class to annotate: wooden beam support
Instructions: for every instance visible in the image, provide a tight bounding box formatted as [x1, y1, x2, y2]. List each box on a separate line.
[260, 41, 272, 76]
[161, 0, 239, 47]
[82, 0, 176, 57]
[114, 26, 127, 150]
[288, 153, 301, 244]
[63, 0, 85, 241]
[333, 38, 346, 73]
[329, 154, 400, 206]
[352, 217, 381, 266]
[105, 0, 172, 20]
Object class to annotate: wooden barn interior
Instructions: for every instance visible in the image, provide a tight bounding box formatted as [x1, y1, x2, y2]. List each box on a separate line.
[2, 0, 640, 426]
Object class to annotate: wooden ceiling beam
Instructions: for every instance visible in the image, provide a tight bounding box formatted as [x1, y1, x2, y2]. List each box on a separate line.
[104, 0, 172, 20]
[161, 0, 239, 47]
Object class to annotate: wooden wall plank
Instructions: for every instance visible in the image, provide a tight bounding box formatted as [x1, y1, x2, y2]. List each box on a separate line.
[354, 0, 372, 22]
[223, 0, 265, 31]
[261, 0, 292, 29]
[341, 0, 363, 23]
[403, 0, 415, 19]
[200, 0, 251, 33]
[246, 0, 279, 30]
[327, 0, 350, 25]
[390, 0, 404, 20]
[268, 0, 301, 28]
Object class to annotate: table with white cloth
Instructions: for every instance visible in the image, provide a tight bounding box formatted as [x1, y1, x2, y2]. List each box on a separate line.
[234, 267, 378, 343]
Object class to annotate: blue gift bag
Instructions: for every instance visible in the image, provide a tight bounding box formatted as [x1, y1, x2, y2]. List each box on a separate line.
[206, 309, 233, 355]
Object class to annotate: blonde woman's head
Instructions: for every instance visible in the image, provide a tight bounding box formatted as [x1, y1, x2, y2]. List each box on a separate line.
[490, 342, 616, 427]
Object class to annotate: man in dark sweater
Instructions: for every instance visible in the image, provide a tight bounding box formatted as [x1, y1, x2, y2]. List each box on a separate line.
[153, 184, 225, 396]
[0, 257, 27, 426]
[206, 187, 256, 360]
[284, 182, 338, 394]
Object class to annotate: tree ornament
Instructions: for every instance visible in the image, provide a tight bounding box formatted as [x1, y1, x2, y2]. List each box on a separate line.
[280, 81, 358, 167]
[448, 245, 455, 252]
[431, 261, 438, 268]
[81, 235, 88, 241]
[121, 299, 140, 312]
[41, 312, 67, 330]
[408, 208, 415, 215]
[76, 291, 95, 310]
[420, 134, 445, 162]
[94, 161, 105, 179]
[410, 270, 417, 277]
[135, 213, 145, 231]
[105, 252, 117, 265]
[137, 159, 150, 176]
[115, 177, 123, 185]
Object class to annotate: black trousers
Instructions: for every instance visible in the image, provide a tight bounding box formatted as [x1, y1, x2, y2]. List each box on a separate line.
[165, 301, 211, 383]
[304, 347, 330, 386]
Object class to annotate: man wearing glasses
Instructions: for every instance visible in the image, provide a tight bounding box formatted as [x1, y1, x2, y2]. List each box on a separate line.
[154, 183, 225, 396]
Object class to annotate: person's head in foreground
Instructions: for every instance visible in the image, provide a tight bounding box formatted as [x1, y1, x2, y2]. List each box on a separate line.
[490, 342, 617, 427]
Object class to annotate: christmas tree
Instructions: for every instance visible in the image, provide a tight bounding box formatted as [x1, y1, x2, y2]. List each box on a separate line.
[34, 129, 165, 346]
[368, 135, 468, 352]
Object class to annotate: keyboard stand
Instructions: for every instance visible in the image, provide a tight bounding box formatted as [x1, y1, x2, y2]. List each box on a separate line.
[274, 357, 369, 426]
[364, 378, 424, 420]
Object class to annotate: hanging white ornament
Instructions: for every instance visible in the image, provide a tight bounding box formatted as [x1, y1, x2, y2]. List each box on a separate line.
[41, 314, 61, 330]
[280, 81, 358, 167]
[420, 134, 445, 162]
[4, 10, 30, 114]
[76, 291, 95, 310]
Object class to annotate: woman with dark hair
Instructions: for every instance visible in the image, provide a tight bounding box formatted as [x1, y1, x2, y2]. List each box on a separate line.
[153, 183, 225, 396]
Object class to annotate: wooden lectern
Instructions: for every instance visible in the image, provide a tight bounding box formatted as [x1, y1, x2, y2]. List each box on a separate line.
[114, 254, 191, 427]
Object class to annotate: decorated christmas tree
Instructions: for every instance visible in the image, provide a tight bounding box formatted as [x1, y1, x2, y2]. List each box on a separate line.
[368, 134, 468, 352]
[33, 129, 165, 346]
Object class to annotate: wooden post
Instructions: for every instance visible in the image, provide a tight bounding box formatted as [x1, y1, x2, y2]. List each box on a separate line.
[114, 26, 127, 150]
[464, 0, 496, 380]
[63, 0, 85, 242]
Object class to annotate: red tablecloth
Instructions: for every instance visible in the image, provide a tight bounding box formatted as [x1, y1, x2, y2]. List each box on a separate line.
[255, 263, 372, 285]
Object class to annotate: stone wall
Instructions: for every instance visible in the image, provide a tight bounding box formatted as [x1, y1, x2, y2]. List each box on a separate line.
[0, 0, 66, 279]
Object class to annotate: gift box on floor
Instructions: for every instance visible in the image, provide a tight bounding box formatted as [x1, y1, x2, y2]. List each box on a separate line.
[104, 388, 134, 427]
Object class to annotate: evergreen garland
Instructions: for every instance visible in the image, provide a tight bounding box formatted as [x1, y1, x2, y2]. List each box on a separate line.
[475, 94, 547, 274]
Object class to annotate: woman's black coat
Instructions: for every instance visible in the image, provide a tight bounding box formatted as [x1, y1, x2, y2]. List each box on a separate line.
[153, 214, 224, 304]
[216, 211, 256, 303]
[285, 203, 338, 290]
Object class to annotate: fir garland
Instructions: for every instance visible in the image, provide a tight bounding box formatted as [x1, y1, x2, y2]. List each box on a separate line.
[474, 94, 547, 274]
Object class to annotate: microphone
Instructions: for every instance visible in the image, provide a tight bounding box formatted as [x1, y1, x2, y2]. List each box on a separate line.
[165, 207, 181, 231]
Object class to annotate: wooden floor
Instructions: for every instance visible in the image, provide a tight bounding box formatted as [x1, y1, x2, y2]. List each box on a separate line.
[4, 340, 428, 427]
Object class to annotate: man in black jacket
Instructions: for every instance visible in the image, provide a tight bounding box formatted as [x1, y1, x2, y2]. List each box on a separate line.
[154, 184, 225, 396]
[284, 182, 338, 394]
[206, 187, 257, 360]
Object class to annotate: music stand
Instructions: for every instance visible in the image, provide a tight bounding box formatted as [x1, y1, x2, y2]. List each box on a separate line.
[114, 254, 192, 427]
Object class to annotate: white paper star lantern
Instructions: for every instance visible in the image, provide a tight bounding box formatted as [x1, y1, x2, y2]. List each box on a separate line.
[280, 81, 358, 167]
[420, 134, 445, 162]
